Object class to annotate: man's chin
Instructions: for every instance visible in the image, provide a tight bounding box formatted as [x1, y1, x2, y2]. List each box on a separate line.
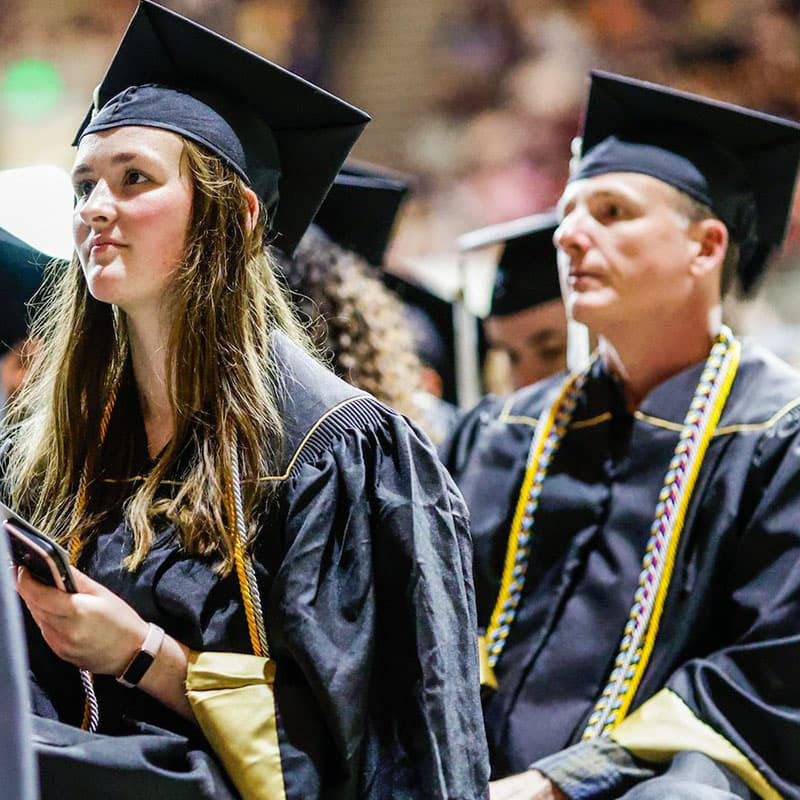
[566, 289, 616, 328]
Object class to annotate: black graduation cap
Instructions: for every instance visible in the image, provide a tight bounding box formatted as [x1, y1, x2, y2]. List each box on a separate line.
[574, 70, 800, 292]
[381, 273, 460, 404]
[0, 228, 49, 355]
[73, 0, 370, 255]
[313, 163, 411, 265]
[459, 212, 561, 317]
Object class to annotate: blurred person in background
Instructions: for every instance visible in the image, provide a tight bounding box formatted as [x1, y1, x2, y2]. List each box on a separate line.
[461, 212, 567, 391]
[443, 71, 800, 800]
[383, 272, 463, 442]
[283, 163, 461, 442]
[278, 223, 423, 421]
[0, 227, 49, 410]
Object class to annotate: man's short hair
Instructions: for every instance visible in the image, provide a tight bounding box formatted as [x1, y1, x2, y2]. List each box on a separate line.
[674, 191, 740, 296]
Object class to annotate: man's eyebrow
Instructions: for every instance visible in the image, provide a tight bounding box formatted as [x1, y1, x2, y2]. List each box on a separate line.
[527, 328, 566, 347]
[71, 152, 140, 178]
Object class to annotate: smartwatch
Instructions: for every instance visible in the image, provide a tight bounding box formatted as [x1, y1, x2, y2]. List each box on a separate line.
[116, 622, 166, 688]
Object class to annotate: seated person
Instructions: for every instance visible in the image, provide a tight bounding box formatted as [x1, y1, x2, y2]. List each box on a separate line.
[442, 71, 800, 800]
[1, 3, 489, 798]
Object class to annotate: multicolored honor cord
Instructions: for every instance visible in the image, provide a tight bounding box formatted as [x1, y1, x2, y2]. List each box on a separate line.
[483, 327, 741, 737]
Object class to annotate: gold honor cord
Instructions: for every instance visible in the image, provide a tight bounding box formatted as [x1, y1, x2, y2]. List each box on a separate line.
[69, 379, 121, 732]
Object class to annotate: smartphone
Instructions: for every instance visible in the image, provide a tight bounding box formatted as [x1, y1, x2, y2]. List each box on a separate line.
[0, 502, 76, 593]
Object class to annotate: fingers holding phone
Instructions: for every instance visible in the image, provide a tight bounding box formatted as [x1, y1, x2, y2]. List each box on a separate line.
[15, 562, 149, 675]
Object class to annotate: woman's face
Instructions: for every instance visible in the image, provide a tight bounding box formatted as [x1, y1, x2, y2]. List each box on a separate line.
[71, 126, 193, 315]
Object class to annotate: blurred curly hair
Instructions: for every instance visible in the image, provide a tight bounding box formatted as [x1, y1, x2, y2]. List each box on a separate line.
[279, 226, 422, 419]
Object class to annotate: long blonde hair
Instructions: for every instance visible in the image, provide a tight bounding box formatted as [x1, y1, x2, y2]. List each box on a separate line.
[2, 138, 308, 575]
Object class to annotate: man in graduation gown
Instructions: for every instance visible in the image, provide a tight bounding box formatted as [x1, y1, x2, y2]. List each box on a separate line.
[441, 71, 800, 800]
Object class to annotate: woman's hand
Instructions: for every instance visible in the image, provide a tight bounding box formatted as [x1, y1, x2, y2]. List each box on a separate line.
[17, 565, 195, 720]
[16, 565, 148, 676]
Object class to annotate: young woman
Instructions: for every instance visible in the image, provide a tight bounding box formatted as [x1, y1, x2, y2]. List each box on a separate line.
[1, 3, 488, 798]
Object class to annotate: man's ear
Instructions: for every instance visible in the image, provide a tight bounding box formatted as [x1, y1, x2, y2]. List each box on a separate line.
[244, 187, 260, 233]
[689, 218, 728, 279]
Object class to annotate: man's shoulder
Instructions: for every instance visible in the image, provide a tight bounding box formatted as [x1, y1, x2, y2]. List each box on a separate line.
[441, 372, 568, 477]
[490, 371, 570, 428]
[720, 339, 800, 431]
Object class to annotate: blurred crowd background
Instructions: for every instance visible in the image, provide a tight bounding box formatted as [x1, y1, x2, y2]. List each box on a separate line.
[3, 0, 800, 366]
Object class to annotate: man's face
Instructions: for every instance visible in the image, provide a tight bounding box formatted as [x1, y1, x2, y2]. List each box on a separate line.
[485, 298, 568, 390]
[554, 172, 698, 336]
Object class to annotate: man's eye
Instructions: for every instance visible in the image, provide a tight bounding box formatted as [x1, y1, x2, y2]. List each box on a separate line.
[540, 345, 567, 362]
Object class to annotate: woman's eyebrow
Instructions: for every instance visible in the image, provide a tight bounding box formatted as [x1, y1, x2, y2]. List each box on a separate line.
[71, 152, 140, 178]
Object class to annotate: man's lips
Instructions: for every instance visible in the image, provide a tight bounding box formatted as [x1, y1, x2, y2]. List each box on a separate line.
[568, 270, 603, 286]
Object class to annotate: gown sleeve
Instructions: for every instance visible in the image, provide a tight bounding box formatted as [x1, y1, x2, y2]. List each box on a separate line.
[535, 424, 800, 800]
[268, 398, 490, 799]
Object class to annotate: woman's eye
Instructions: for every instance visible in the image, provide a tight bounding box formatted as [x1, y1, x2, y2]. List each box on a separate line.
[125, 170, 148, 186]
[75, 180, 95, 199]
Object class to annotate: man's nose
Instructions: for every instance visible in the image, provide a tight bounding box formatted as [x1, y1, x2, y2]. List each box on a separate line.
[554, 211, 590, 260]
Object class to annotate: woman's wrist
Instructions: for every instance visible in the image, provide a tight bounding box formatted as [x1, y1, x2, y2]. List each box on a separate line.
[116, 622, 166, 688]
[135, 632, 195, 721]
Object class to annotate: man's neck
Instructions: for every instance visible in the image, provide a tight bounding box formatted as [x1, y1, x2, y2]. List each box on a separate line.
[598, 307, 722, 411]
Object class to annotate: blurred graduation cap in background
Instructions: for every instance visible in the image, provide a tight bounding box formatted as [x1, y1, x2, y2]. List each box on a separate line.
[458, 211, 561, 318]
[314, 162, 412, 265]
[0, 228, 51, 356]
[382, 272, 469, 407]
[73, 0, 370, 255]
[574, 70, 800, 293]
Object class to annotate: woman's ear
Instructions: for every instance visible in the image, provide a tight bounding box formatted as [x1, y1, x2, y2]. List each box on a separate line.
[689, 217, 728, 280]
[244, 188, 260, 233]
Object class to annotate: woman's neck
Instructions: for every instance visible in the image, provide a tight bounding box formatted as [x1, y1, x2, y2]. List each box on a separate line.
[126, 306, 174, 459]
[598, 306, 722, 411]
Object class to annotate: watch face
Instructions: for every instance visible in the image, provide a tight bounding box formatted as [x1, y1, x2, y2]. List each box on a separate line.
[118, 650, 155, 688]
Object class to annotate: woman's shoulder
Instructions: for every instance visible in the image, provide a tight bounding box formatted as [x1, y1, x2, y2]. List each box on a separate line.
[269, 330, 409, 480]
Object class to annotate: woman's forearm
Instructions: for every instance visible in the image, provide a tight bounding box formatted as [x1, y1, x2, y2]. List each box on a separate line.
[136, 633, 195, 720]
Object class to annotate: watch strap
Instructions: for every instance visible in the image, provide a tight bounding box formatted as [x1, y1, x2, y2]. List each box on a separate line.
[116, 622, 165, 688]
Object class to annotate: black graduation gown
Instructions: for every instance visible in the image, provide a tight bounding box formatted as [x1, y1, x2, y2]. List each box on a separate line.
[25, 332, 490, 799]
[441, 339, 800, 799]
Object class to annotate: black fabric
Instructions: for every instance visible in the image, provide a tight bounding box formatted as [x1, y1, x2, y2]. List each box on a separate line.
[33, 716, 236, 800]
[0, 520, 38, 800]
[26, 333, 490, 799]
[535, 739, 657, 800]
[491, 215, 561, 317]
[0, 226, 50, 354]
[73, 0, 370, 254]
[314, 165, 410, 266]
[575, 71, 800, 291]
[441, 340, 800, 796]
[618, 752, 755, 800]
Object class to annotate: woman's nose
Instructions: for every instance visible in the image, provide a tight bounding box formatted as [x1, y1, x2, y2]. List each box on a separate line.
[78, 181, 116, 226]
